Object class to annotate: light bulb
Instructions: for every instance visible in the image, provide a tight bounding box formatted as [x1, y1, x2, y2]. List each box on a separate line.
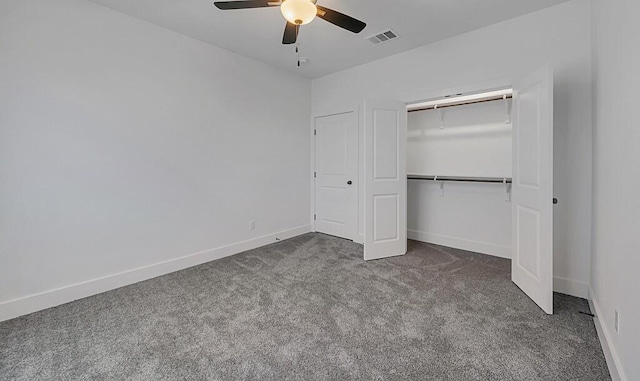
[280, 0, 317, 25]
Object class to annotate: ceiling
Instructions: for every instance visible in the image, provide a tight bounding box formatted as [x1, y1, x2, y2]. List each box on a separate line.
[86, 0, 570, 79]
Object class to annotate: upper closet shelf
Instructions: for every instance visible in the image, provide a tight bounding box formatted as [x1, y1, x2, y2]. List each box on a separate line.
[407, 88, 513, 124]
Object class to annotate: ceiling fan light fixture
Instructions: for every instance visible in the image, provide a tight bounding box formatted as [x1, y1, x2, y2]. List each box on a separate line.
[280, 0, 317, 25]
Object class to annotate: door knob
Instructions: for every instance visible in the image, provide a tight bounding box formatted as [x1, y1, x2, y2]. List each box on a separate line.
[553, 198, 558, 204]
[347, 181, 352, 185]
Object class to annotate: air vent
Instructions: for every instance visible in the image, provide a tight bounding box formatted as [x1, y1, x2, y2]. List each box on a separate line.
[366, 30, 399, 45]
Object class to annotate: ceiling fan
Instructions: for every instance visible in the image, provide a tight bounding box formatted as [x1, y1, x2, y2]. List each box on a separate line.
[213, 0, 367, 44]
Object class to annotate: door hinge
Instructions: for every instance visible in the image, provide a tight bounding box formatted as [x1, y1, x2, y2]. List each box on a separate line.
[314, 129, 316, 136]
[314, 171, 316, 178]
[314, 214, 316, 220]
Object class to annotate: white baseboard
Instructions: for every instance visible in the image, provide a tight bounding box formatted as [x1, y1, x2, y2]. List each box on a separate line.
[0, 225, 311, 323]
[553, 276, 589, 299]
[408, 230, 511, 259]
[588, 288, 626, 381]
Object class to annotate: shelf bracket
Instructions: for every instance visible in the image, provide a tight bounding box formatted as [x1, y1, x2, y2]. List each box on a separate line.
[435, 105, 445, 129]
[504, 178, 512, 202]
[434, 176, 445, 196]
[504, 94, 512, 124]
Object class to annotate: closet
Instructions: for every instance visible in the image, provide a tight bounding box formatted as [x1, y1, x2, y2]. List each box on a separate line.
[406, 90, 514, 259]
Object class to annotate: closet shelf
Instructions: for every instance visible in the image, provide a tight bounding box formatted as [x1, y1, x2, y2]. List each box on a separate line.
[407, 175, 512, 184]
[407, 93, 513, 113]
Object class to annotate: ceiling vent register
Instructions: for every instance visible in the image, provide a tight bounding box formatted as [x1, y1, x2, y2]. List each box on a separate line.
[366, 30, 399, 45]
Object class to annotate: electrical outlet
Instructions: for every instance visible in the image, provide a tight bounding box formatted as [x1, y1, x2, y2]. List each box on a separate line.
[249, 220, 255, 230]
[614, 310, 619, 334]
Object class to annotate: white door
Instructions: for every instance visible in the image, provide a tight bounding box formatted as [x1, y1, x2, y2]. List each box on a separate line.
[364, 100, 407, 260]
[511, 65, 554, 314]
[314, 112, 358, 240]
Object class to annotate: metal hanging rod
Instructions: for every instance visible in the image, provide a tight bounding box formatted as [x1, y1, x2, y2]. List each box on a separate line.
[408, 94, 512, 113]
[407, 175, 512, 184]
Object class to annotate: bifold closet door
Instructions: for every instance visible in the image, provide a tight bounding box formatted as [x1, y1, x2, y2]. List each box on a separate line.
[511, 65, 554, 314]
[363, 100, 407, 260]
[314, 112, 358, 241]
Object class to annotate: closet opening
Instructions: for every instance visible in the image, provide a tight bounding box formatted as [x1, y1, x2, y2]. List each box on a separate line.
[405, 88, 514, 259]
[402, 65, 555, 315]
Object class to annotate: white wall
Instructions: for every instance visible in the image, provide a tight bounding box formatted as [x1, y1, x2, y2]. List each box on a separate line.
[0, 0, 311, 321]
[312, 0, 592, 298]
[590, 0, 640, 379]
[407, 100, 512, 257]
[408, 100, 512, 178]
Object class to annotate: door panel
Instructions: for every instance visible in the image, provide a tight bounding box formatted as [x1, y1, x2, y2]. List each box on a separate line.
[516, 205, 541, 278]
[364, 100, 407, 260]
[511, 65, 554, 314]
[321, 122, 347, 175]
[315, 112, 358, 240]
[373, 194, 399, 242]
[374, 110, 399, 180]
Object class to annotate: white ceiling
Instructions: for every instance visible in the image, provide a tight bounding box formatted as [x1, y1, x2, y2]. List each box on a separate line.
[86, 0, 570, 79]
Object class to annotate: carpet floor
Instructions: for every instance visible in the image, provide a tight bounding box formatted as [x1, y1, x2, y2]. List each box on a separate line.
[0, 233, 610, 380]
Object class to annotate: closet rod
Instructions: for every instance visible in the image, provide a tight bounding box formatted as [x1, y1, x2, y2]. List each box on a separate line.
[408, 94, 512, 113]
[407, 175, 512, 184]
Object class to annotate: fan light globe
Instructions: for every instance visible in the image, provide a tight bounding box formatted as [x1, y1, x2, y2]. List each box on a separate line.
[281, 0, 317, 25]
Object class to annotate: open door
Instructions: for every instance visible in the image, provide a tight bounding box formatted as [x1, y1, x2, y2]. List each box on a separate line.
[511, 65, 554, 314]
[364, 100, 407, 260]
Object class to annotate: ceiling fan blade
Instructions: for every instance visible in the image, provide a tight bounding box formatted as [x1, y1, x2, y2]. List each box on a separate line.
[316, 6, 366, 33]
[282, 22, 298, 44]
[214, 1, 280, 10]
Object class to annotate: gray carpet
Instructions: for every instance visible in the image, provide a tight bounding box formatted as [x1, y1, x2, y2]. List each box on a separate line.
[0, 233, 610, 380]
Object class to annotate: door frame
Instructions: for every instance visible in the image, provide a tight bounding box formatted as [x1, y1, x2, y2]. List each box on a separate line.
[310, 105, 361, 242]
